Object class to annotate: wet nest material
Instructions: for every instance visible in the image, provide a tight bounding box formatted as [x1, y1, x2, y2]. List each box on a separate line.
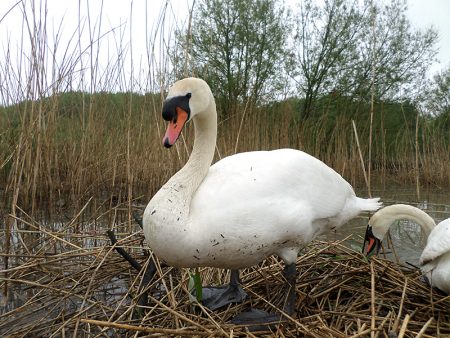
[1, 218, 449, 337]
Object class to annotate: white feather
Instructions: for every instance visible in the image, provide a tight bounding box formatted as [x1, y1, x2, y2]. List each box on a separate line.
[143, 78, 381, 270]
[420, 218, 450, 294]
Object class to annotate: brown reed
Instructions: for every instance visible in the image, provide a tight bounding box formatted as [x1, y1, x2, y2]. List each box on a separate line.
[0, 0, 449, 215]
[1, 205, 449, 337]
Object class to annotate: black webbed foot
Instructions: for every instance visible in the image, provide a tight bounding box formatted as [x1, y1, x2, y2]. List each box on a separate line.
[230, 262, 297, 331]
[231, 309, 283, 331]
[192, 270, 247, 310]
[200, 283, 247, 310]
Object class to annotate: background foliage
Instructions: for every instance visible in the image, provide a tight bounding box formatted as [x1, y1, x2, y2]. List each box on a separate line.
[0, 0, 449, 213]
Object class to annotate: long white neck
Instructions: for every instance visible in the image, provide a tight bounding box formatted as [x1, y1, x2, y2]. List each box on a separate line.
[370, 204, 436, 240]
[143, 100, 217, 262]
[168, 102, 217, 199]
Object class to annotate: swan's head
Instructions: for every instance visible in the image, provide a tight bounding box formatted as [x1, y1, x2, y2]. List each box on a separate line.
[161, 77, 213, 148]
[362, 204, 436, 257]
[362, 223, 382, 257]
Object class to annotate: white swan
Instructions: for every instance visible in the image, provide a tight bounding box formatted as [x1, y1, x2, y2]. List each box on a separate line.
[363, 204, 450, 294]
[143, 77, 381, 319]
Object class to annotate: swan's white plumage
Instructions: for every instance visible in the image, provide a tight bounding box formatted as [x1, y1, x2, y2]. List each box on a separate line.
[420, 218, 450, 294]
[420, 218, 450, 264]
[189, 149, 380, 268]
[143, 77, 381, 270]
[369, 205, 450, 294]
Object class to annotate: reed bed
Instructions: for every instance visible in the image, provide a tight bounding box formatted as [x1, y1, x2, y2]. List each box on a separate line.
[1, 1, 449, 214]
[2, 96, 449, 215]
[1, 206, 449, 337]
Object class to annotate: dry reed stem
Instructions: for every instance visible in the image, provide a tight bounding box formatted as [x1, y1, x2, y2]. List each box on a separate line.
[1, 207, 450, 337]
[370, 261, 375, 338]
[416, 317, 433, 338]
[351, 120, 369, 192]
[80, 318, 212, 335]
[398, 313, 410, 338]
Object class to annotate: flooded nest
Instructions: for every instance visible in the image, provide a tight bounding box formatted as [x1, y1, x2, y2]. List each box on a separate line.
[1, 227, 449, 337]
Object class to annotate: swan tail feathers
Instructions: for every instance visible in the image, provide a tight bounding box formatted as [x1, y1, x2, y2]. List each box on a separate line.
[357, 197, 382, 212]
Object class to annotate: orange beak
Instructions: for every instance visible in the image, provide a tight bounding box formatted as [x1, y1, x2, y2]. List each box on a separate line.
[366, 237, 375, 254]
[163, 107, 189, 148]
[362, 225, 381, 257]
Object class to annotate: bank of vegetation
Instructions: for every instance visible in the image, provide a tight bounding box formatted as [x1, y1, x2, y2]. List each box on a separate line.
[1, 89, 449, 214]
[0, 0, 449, 214]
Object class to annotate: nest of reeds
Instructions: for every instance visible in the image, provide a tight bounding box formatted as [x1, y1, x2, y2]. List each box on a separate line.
[1, 215, 449, 337]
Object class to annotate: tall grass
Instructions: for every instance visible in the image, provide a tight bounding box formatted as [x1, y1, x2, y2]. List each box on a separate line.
[0, 0, 175, 214]
[0, 0, 448, 215]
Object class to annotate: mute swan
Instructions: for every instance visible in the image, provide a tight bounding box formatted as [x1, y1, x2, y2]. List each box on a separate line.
[363, 204, 450, 294]
[143, 77, 381, 322]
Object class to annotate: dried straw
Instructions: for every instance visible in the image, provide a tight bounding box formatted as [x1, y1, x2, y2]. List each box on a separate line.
[1, 209, 449, 337]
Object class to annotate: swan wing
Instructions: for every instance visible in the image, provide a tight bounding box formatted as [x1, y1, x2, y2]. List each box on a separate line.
[190, 149, 360, 235]
[420, 218, 450, 265]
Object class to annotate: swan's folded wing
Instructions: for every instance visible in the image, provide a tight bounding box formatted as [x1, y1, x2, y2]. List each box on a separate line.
[420, 218, 450, 265]
[192, 149, 356, 226]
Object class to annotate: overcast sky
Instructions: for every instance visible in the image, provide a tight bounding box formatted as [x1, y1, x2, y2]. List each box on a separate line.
[407, 0, 450, 74]
[0, 0, 448, 95]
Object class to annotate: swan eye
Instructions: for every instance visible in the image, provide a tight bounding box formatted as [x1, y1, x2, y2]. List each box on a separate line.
[186, 93, 192, 99]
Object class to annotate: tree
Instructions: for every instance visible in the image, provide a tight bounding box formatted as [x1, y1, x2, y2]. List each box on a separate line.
[291, 0, 438, 118]
[351, 0, 437, 101]
[423, 66, 450, 116]
[177, 0, 289, 115]
[290, 0, 369, 118]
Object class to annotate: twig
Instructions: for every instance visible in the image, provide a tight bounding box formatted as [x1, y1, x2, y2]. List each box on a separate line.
[397, 314, 410, 338]
[133, 211, 143, 229]
[393, 279, 408, 332]
[80, 318, 211, 335]
[415, 317, 433, 338]
[352, 120, 369, 192]
[370, 262, 376, 338]
[106, 229, 142, 271]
